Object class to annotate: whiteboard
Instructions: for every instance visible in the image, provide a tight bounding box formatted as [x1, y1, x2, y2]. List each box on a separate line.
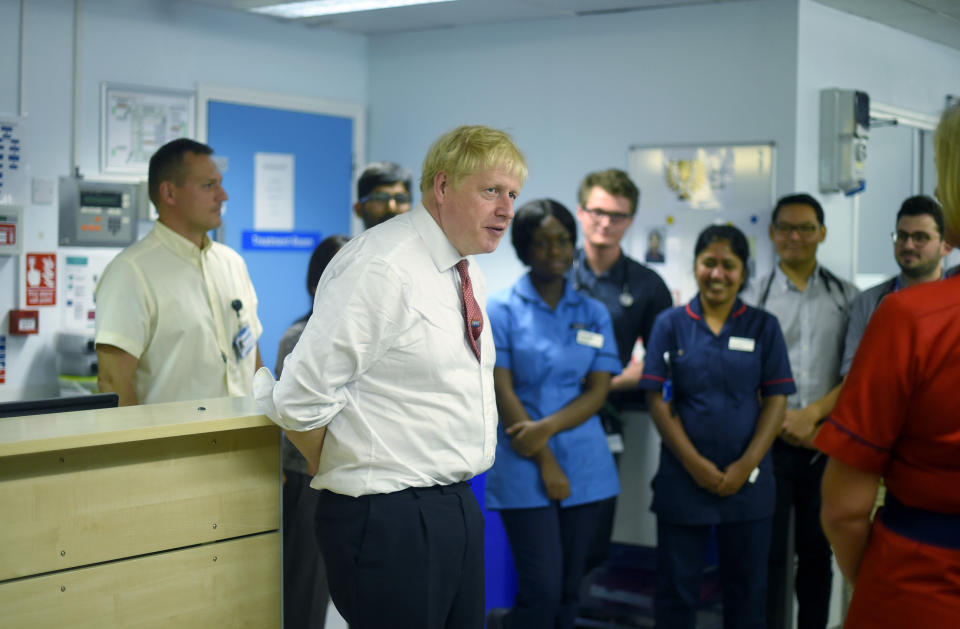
[626, 142, 776, 303]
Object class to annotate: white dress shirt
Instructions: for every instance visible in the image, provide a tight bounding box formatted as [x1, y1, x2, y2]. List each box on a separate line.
[744, 263, 859, 409]
[254, 204, 498, 497]
[95, 221, 262, 404]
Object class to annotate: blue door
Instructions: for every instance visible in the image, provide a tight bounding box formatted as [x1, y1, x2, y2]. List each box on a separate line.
[207, 101, 353, 372]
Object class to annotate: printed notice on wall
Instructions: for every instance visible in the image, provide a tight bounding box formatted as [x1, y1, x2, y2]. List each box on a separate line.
[0, 118, 26, 202]
[254, 152, 295, 231]
[101, 83, 195, 175]
[62, 253, 113, 331]
[26, 252, 57, 306]
[0, 335, 6, 384]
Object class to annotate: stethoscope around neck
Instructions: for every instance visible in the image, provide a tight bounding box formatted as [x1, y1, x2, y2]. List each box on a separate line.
[572, 256, 634, 308]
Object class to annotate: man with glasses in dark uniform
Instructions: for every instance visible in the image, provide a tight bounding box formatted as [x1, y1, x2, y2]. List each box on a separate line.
[572, 168, 672, 575]
[353, 161, 413, 230]
[745, 193, 859, 629]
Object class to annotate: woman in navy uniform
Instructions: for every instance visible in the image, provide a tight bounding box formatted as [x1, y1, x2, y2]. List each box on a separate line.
[639, 225, 795, 629]
[485, 199, 621, 629]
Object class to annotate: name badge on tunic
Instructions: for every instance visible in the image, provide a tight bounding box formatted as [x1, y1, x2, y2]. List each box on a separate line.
[728, 336, 755, 352]
[233, 325, 254, 359]
[576, 329, 604, 349]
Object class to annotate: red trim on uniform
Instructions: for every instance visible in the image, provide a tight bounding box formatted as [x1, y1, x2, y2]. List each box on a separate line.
[685, 303, 700, 320]
[642, 374, 667, 383]
[731, 303, 747, 318]
[763, 378, 794, 386]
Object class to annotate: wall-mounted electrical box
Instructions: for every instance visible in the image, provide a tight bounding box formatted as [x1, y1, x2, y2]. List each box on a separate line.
[0, 204, 22, 255]
[59, 177, 140, 247]
[820, 88, 870, 195]
[9, 309, 39, 335]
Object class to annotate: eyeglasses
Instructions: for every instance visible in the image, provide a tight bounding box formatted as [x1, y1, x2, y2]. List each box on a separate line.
[360, 192, 411, 205]
[773, 222, 819, 236]
[891, 230, 935, 246]
[582, 207, 632, 224]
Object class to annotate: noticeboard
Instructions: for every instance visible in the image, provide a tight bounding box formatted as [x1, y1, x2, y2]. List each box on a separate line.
[100, 83, 195, 175]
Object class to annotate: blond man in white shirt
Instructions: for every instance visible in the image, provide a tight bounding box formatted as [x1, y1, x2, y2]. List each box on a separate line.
[96, 139, 262, 406]
[256, 125, 527, 629]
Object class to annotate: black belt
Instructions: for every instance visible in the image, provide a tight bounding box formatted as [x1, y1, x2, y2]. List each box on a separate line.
[880, 492, 960, 551]
[396, 480, 470, 496]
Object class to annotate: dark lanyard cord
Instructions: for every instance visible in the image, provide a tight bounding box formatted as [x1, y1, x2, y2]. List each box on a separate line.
[572, 255, 631, 302]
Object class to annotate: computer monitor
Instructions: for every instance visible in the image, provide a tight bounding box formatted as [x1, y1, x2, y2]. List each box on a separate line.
[0, 393, 120, 419]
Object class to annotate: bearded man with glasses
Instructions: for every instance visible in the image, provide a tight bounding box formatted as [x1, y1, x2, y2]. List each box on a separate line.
[841, 195, 952, 380]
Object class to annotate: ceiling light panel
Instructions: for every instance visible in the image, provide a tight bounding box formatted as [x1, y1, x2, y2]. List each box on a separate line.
[252, 0, 458, 19]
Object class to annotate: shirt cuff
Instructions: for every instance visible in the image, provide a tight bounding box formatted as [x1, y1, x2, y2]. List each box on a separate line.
[253, 366, 285, 427]
[637, 373, 666, 391]
[760, 379, 797, 397]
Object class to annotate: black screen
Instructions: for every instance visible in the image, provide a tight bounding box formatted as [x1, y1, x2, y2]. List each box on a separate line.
[0, 393, 119, 418]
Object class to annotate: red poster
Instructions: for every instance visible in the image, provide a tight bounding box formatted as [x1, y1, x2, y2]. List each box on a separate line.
[26, 252, 57, 306]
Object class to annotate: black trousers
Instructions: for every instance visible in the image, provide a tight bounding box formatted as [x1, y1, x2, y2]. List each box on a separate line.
[283, 470, 329, 629]
[656, 518, 771, 629]
[316, 481, 485, 629]
[498, 500, 602, 629]
[766, 442, 833, 629]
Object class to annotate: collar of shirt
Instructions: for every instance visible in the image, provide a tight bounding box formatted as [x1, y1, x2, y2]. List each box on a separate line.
[773, 261, 826, 293]
[891, 271, 947, 293]
[152, 220, 212, 266]
[574, 247, 627, 284]
[684, 294, 748, 326]
[409, 203, 466, 274]
[513, 273, 586, 310]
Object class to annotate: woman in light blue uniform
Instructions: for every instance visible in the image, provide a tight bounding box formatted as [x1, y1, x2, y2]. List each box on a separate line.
[486, 199, 621, 629]
[638, 225, 795, 629]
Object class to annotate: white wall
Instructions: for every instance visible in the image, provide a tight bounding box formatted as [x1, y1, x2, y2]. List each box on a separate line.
[0, 0, 368, 401]
[794, 0, 960, 280]
[367, 0, 800, 294]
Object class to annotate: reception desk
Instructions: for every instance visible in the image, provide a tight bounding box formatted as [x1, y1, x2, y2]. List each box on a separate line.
[0, 397, 282, 628]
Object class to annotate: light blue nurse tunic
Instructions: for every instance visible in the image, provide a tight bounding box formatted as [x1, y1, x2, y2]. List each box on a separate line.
[485, 274, 622, 510]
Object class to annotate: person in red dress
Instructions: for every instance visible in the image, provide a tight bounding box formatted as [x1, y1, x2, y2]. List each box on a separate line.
[815, 101, 960, 627]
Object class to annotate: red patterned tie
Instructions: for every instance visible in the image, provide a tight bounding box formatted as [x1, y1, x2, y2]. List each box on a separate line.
[456, 259, 482, 361]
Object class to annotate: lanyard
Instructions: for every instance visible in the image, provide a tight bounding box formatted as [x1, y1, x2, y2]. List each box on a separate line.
[759, 266, 848, 312]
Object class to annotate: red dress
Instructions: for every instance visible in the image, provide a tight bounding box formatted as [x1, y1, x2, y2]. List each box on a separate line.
[815, 276, 960, 628]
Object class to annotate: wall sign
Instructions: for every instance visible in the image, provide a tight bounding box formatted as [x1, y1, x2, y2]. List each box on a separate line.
[101, 83, 195, 175]
[242, 231, 321, 251]
[26, 252, 57, 306]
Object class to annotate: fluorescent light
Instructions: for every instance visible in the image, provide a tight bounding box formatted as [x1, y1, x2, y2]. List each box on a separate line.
[252, 0, 457, 19]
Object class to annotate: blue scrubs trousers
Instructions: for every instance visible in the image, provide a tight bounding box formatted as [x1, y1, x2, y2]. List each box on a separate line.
[498, 500, 602, 629]
[656, 517, 771, 629]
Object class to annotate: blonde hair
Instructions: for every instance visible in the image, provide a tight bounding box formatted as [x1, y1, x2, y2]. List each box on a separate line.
[420, 125, 527, 197]
[935, 102, 960, 235]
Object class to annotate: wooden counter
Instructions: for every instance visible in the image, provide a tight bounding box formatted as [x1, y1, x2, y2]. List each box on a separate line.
[0, 396, 282, 628]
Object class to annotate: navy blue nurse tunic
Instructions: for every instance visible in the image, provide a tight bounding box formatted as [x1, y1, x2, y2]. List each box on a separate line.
[638, 297, 796, 525]
[485, 275, 622, 510]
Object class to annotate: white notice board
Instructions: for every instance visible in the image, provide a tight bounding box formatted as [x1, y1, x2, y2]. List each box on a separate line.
[101, 83, 195, 175]
[626, 142, 776, 303]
